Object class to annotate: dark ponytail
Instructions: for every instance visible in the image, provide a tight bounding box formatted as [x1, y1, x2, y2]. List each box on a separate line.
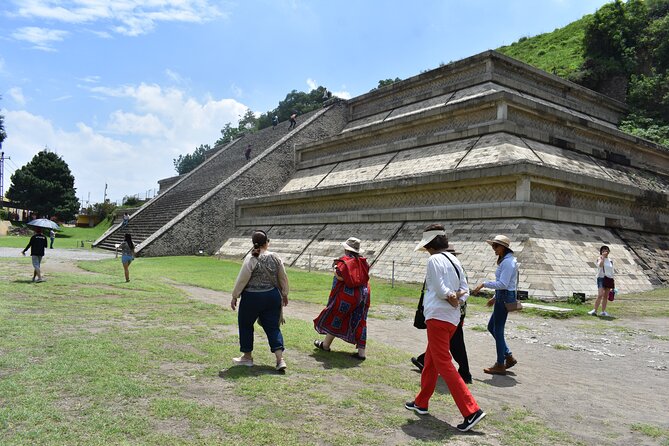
[125, 233, 134, 250]
[251, 230, 269, 257]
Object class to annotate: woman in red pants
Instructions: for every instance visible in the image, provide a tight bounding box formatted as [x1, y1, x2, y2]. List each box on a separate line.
[404, 224, 486, 432]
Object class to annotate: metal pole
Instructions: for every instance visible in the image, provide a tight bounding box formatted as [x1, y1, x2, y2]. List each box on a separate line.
[308, 253, 312, 272]
[392, 260, 395, 288]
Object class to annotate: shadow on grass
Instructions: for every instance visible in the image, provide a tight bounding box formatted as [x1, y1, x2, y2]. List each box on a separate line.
[310, 350, 363, 369]
[12, 279, 38, 284]
[400, 416, 485, 442]
[218, 364, 284, 379]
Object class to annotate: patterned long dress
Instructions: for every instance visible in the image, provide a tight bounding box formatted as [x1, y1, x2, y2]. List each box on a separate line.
[313, 257, 371, 348]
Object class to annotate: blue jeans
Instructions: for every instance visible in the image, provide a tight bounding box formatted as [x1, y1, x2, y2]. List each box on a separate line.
[488, 290, 516, 365]
[238, 288, 284, 353]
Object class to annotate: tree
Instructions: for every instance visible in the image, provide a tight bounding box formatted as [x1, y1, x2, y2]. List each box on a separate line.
[257, 86, 332, 129]
[376, 78, 402, 88]
[173, 144, 210, 175]
[6, 150, 80, 221]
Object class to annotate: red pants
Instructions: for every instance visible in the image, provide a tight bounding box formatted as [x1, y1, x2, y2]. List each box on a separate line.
[415, 319, 480, 417]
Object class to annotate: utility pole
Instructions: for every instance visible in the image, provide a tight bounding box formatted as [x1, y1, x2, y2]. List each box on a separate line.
[0, 151, 9, 209]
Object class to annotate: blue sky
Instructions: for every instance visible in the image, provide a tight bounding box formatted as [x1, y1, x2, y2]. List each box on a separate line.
[0, 0, 611, 206]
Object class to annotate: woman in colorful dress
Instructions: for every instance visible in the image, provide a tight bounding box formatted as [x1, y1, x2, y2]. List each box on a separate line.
[313, 237, 370, 360]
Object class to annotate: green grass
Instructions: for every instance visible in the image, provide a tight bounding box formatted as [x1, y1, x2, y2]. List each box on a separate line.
[497, 16, 590, 78]
[78, 255, 425, 307]
[631, 423, 669, 444]
[0, 255, 595, 445]
[0, 219, 112, 249]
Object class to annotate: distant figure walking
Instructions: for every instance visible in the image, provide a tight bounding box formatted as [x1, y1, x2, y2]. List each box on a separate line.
[589, 245, 614, 317]
[313, 237, 371, 360]
[473, 235, 519, 376]
[49, 229, 55, 249]
[231, 230, 289, 371]
[244, 144, 252, 160]
[272, 115, 279, 128]
[121, 212, 130, 228]
[22, 227, 48, 282]
[119, 233, 135, 282]
[289, 112, 297, 129]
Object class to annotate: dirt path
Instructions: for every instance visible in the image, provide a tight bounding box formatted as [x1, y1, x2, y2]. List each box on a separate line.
[171, 282, 669, 446]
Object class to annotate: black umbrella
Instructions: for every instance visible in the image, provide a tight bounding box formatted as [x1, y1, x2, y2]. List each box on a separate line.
[27, 218, 60, 231]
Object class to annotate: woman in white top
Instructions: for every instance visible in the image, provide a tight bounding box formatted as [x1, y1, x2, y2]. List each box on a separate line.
[589, 245, 614, 317]
[404, 224, 486, 433]
[230, 230, 289, 371]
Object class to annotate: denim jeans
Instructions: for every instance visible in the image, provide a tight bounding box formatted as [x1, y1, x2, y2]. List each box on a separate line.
[488, 289, 516, 365]
[238, 288, 284, 353]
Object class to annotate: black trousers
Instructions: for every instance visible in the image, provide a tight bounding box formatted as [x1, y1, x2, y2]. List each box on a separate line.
[417, 314, 471, 381]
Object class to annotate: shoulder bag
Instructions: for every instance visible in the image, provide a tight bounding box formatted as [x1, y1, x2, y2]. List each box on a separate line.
[414, 253, 464, 328]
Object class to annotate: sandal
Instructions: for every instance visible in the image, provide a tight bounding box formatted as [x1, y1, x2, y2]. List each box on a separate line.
[313, 340, 330, 351]
[351, 352, 366, 361]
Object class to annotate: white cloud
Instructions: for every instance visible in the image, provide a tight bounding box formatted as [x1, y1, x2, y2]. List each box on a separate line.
[11, 26, 69, 51]
[77, 75, 101, 84]
[10, 0, 227, 37]
[306, 78, 318, 91]
[165, 68, 185, 84]
[332, 88, 352, 100]
[2, 82, 249, 203]
[8, 87, 26, 106]
[106, 110, 168, 136]
[0, 57, 6, 74]
[230, 83, 243, 98]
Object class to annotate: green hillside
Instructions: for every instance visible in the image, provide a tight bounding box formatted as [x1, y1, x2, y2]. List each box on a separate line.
[495, 0, 669, 148]
[497, 17, 591, 79]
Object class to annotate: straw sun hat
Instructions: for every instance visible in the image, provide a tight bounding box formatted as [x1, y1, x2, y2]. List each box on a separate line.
[486, 235, 513, 251]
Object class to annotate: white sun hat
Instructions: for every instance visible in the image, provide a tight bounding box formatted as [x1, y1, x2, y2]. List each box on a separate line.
[414, 229, 447, 252]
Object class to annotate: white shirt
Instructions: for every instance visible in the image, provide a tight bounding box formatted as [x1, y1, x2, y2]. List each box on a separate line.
[423, 252, 469, 327]
[596, 257, 614, 278]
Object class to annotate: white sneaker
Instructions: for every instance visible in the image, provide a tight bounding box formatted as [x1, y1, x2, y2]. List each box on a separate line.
[587, 309, 597, 316]
[276, 358, 287, 371]
[600, 311, 609, 317]
[232, 356, 253, 367]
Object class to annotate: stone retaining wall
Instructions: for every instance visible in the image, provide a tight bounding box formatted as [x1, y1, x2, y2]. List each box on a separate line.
[218, 219, 663, 300]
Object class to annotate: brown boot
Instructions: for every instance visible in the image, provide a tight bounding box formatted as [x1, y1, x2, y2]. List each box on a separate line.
[505, 354, 517, 369]
[483, 363, 507, 375]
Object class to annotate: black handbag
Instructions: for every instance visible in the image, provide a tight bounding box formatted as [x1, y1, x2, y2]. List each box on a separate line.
[413, 281, 427, 329]
[413, 253, 464, 329]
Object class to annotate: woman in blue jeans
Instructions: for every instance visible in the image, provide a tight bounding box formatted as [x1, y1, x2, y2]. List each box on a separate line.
[473, 235, 518, 376]
[231, 230, 289, 371]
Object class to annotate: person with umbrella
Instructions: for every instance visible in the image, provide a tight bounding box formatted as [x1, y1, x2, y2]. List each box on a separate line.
[22, 226, 49, 282]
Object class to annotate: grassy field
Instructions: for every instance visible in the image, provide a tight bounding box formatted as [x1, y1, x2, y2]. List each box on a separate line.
[2, 255, 668, 444]
[0, 220, 112, 250]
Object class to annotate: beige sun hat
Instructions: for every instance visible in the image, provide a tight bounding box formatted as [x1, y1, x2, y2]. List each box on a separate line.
[342, 237, 361, 254]
[486, 235, 512, 251]
[414, 229, 447, 252]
